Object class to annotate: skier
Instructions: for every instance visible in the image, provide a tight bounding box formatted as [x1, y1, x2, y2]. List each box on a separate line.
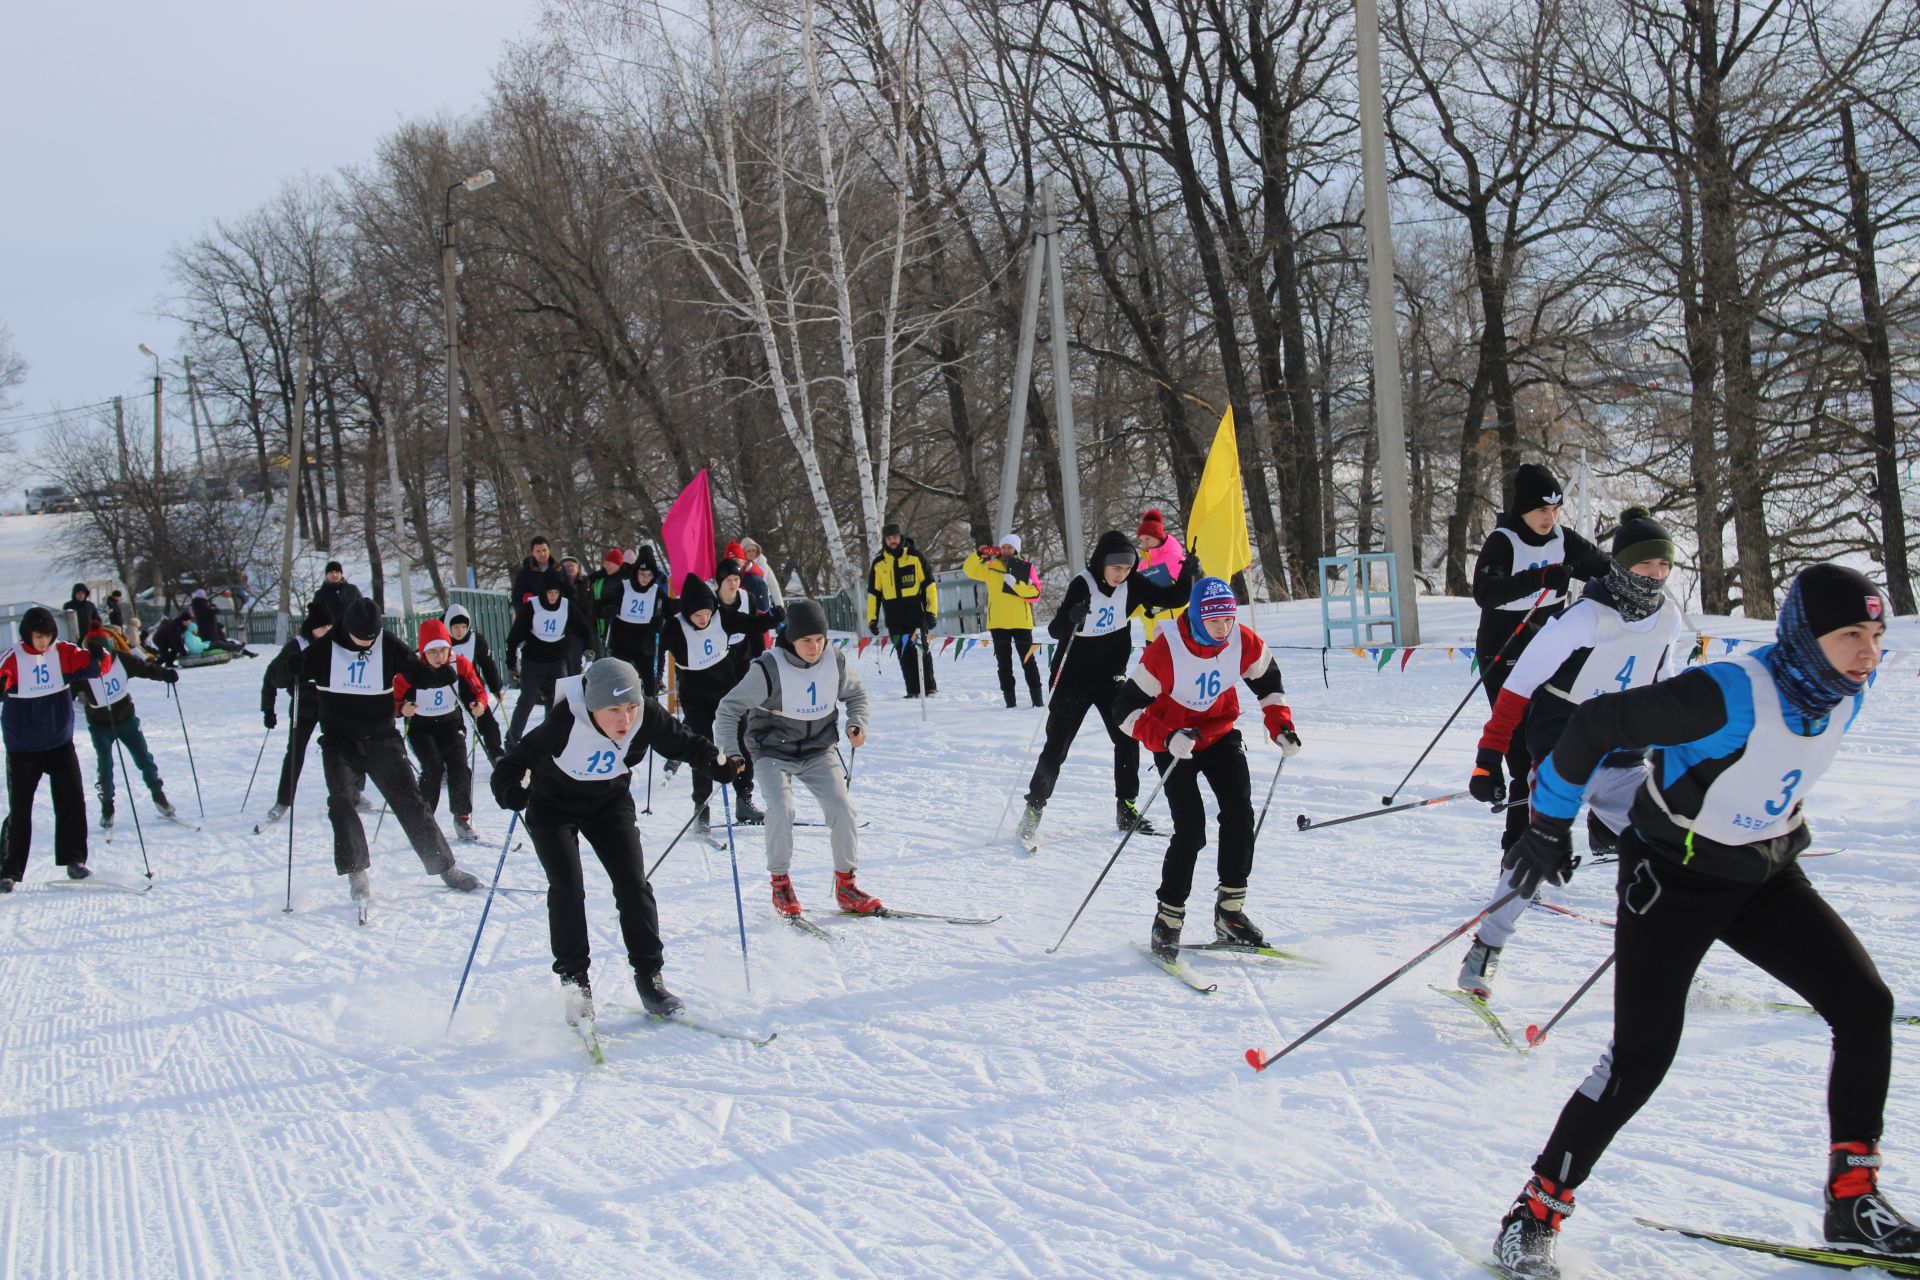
[64, 583, 101, 635]
[510, 536, 556, 604]
[1472, 463, 1614, 851]
[312, 561, 363, 625]
[1488, 565, 1912, 1278]
[599, 545, 666, 696]
[76, 620, 179, 828]
[1457, 508, 1684, 998]
[1017, 529, 1198, 844]
[443, 603, 506, 760]
[0, 606, 100, 890]
[962, 535, 1045, 708]
[1112, 577, 1301, 956]
[259, 601, 339, 825]
[505, 568, 592, 749]
[714, 598, 879, 918]
[711, 558, 779, 823]
[392, 618, 499, 842]
[865, 523, 939, 697]
[300, 598, 483, 909]
[661, 573, 775, 839]
[493, 657, 739, 1023]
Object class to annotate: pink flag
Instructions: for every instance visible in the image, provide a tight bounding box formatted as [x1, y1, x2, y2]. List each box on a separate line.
[661, 470, 717, 596]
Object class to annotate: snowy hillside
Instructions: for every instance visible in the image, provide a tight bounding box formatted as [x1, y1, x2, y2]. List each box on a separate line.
[3, 599, 1918, 1278]
[0, 512, 89, 604]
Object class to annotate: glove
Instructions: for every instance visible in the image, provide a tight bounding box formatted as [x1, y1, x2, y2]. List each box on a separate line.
[1067, 597, 1090, 628]
[1538, 563, 1570, 593]
[162, 668, 180, 684]
[769, 605, 786, 627]
[490, 769, 531, 812]
[1165, 728, 1199, 760]
[264, 709, 278, 730]
[1501, 814, 1578, 899]
[922, 608, 937, 632]
[1469, 747, 1507, 804]
[1262, 703, 1301, 757]
[868, 619, 879, 636]
[978, 545, 997, 560]
[697, 751, 743, 783]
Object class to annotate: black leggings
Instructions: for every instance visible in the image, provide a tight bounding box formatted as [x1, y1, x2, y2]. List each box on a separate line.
[990, 628, 1043, 706]
[1534, 834, 1892, 1189]
[1153, 730, 1254, 908]
[1025, 678, 1139, 808]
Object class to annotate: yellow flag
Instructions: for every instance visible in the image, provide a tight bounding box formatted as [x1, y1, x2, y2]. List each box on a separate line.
[1185, 406, 1253, 582]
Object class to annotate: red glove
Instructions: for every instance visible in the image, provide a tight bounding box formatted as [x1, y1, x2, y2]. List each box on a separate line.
[977, 545, 998, 560]
[1262, 702, 1302, 757]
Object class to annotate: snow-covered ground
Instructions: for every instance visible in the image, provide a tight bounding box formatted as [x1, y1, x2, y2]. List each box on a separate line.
[3, 597, 1918, 1279]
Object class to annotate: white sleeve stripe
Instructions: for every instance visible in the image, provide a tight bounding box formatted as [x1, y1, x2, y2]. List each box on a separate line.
[1130, 664, 1162, 699]
[1119, 708, 1145, 735]
[1258, 692, 1289, 709]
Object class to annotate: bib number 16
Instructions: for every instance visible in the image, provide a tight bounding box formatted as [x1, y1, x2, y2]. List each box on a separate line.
[1193, 670, 1222, 702]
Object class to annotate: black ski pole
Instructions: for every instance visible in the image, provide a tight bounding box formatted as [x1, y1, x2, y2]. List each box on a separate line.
[1245, 887, 1526, 1071]
[1251, 755, 1288, 843]
[169, 683, 205, 817]
[1379, 586, 1553, 806]
[1046, 760, 1181, 955]
[643, 750, 655, 814]
[284, 682, 301, 913]
[1525, 950, 1616, 1048]
[1296, 791, 1524, 832]
[112, 733, 153, 879]
[917, 628, 929, 723]
[645, 806, 705, 879]
[241, 724, 272, 812]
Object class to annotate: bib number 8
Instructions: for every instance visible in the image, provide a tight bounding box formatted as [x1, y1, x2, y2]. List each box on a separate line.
[1193, 670, 1222, 702]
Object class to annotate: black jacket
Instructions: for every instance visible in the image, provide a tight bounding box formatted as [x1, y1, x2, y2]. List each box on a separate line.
[299, 632, 438, 739]
[1045, 530, 1197, 690]
[511, 555, 558, 604]
[263, 637, 321, 720]
[506, 595, 594, 668]
[662, 596, 776, 705]
[312, 579, 364, 626]
[66, 596, 101, 635]
[598, 563, 666, 653]
[495, 695, 721, 821]
[1471, 515, 1610, 662]
[189, 597, 229, 645]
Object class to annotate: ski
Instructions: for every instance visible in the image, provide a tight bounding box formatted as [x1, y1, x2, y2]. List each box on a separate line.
[1635, 1217, 1920, 1275]
[156, 812, 201, 832]
[41, 875, 153, 895]
[839, 907, 1003, 926]
[356, 897, 372, 926]
[649, 1012, 778, 1047]
[571, 1016, 607, 1064]
[1763, 1000, 1920, 1029]
[1179, 940, 1316, 964]
[1528, 900, 1616, 929]
[1431, 986, 1524, 1053]
[1136, 944, 1217, 993]
[786, 914, 837, 942]
[1015, 832, 1039, 855]
[791, 819, 871, 829]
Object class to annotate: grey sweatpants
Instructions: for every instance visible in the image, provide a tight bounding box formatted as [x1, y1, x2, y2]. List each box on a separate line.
[756, 751, 859, 875]
[1479, 761, 1646, 949]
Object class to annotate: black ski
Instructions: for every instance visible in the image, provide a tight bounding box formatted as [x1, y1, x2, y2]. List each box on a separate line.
[839, 907, 1003, 926]
[786, 914, 836, 942]
[1636, 1217, 1920, 1275]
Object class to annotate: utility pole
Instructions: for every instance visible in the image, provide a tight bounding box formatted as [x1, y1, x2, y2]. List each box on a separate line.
[278, 338, 309, 646]
[113, 395, 129, 482]
[383, 416, 415, 622]
[1355, 0, 1420, 643]
[141, 345, 166, 609]
[442, 167, 496, 592]
[183, 356, 207, 470]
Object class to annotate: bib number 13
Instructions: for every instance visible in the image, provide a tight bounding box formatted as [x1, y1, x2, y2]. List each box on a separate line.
[584, 750, 617, 775]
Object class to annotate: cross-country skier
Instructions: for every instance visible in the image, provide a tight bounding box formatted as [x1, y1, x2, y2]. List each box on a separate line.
[865, 523, 939, 697]
[1457, 508, 1684, 998]
[1017, 529, 1198, 844]
[962, 535, 1045, 709]
[1472, 464, 1613, 851]
[300, 598, 484, 909]
[393, 619, 499, 842]
[1, 606, 100, 890]
[443, 604, 505, 761]
[711, 558, 779, 824]
[505, 568, 592, 748]
[259, 601, 336, 826]
[493, 657, 740, 1024]
[662, 573, 775, 839]
[76, 620, 179, 828]
[714, 598, 880, 918]
[1113, 576, 1300, 955]
[599, 545, 666, 696]
[1488, 565, 1913, 1278]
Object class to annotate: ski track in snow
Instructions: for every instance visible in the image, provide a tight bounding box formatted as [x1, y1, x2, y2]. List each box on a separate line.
[1, 596, 1917, 1276]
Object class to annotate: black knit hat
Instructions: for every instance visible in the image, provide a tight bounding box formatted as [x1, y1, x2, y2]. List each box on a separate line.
[679, 574, 718, 615]
[881, 523, 902, 539]
[541, 567, 567, 596]
[1611, 506, 1676, 568]
[1791, 564, 1888, 636]
[343, 597, 383, 641]
[20, 605, 56, 641]
[325, 560, 344, 575]
[1511, 463, 1564, 514]
[785, 598, 828, 640]
[630, 545, 658, 574]
[714, 558, 744, 587]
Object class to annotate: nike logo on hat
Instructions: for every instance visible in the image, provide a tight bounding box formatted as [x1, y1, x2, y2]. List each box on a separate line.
[613, 686, 633, 696]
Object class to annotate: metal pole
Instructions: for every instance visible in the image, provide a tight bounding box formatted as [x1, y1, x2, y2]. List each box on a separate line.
[383, 417, 416, 622]
[443, 216, 467, 592]
[1355, 0, 1420, 645]
[186, 359, 222, 467]
[993, 214, 1047, 544]
[183, 356, 206, 471]
[113, 395, 130, 481]
[1041, 177, 1084, 562]
[278, 338, 309, 647]
[152, 364, 165, 608]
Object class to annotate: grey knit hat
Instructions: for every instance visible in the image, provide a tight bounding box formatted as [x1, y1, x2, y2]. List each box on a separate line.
[582, 658, 645, 712]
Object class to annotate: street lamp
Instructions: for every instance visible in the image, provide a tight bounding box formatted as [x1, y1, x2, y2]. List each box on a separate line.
[138, 343, 166, 607]
[442, 166, 496, 593]
[276, 285, 351, 644]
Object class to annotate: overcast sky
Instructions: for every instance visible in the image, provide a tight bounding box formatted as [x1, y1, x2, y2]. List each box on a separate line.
[0, 0, 545, 476]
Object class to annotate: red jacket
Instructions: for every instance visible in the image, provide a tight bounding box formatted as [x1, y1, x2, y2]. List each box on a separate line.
[393, 621, 490, 715]
[1114, 614, 1291, 753]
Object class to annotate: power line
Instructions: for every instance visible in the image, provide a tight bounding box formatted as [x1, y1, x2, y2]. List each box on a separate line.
[0, 396, 135, 429]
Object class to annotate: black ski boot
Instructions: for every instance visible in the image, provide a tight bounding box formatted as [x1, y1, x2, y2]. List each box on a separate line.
[1213, 886, 1266, 946]
[733, 789, 765, 826]
[1586, 812, 1619, 857]
[637, 970, 685, 1018]
[1015, 802, 1043, 847]
[1150, 902, 1184, 960]
[67, 863, 93, 881]
[1827, 1142, 1920, 1254]
[1494, 1174, 1572, 1279]
[692, 805, 712, 840]
[1117, 799, 1159, 836]
[99, 794, 115, 831]
[560, 971, 595, 1027]
[153, 789, 176, 819]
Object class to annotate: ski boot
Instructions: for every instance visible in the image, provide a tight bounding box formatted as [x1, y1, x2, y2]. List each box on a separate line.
[637, 970, 685, 1018]
[1458, 935, 1502, 1000]
[67, 863, 92, 881]
[559, 971, 595, 1027]
[1586, 812, 1619, 858]
[834, 870, 883, 915]
[1494, 1174, 1572, 1279]
[1827, 1141, 1920, 1253]
[1015, 803, 1043, 847]
[99, 795, 115, 831]
[263, 803, 289, 824]
[1117, 799, 1159, 836]
[1150, 902, 1184, 960]
[354, 794, 378, 815]
[0, 879, 14, 894]
[692, 805, 711, 840]
[153, 790, 176, 819]
[441, 865, 481, 891]
[770, 874, 802, 917]
[348, 870, 371, 901]
[733, 790, 766, 826]
[1214, 886, 1266, 946]
[453, 814, 480, 842]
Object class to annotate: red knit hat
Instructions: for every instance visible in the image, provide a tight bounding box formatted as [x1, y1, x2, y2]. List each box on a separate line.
[1136, 508, 1167, 543]
[417, 617, 453, 654]
[603, 547, 624, 567]
[724, 540, 747, 561]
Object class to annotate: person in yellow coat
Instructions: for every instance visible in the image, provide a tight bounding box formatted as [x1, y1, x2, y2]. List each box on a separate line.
[964, 534, 1045, 708]
[866, 523, 940, 697]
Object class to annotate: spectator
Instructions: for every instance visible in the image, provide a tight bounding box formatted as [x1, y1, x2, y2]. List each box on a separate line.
[865, 523, 939, 697]
[511, 536, 556, 604]
[313, 561, 364, 625]
[64, 584, 100, 636]
[189, 589, 247, 654]
[105, 590, 128, 629]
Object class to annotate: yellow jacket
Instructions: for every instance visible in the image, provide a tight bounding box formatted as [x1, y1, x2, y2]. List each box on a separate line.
[963, 551, 1042, 630]
[867, 542, 938, 625]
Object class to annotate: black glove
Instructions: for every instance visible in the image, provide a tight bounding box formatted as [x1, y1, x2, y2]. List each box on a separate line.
[1469, 747, 1506, 805]
[697, 751, 743, 784]
[163, 668, 180, 684]
[1539, 563, 1570, 593]
[922, 608, 937, 632]
[490, 769, 531, 811]
[867, 619, 879, 636]
[769, 605, 786, 626]
[1501, 814, 1578, 899]
[1067, 597, 1090, 628]
[264, 708, 278, 730]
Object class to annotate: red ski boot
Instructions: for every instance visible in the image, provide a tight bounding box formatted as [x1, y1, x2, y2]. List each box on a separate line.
[769, 874, 802, 917]
[834, 870, 883, 916]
